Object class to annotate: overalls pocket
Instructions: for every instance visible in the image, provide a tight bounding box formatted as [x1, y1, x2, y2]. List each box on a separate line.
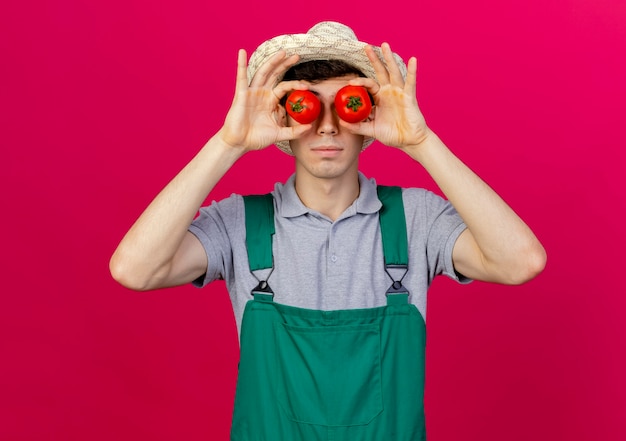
[274, 321, 383, 427]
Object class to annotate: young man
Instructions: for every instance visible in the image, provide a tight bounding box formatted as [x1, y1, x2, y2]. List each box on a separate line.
[110, 21, 546, 441]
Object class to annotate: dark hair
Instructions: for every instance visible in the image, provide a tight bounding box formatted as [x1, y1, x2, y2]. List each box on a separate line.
[282, 59, 367, 82]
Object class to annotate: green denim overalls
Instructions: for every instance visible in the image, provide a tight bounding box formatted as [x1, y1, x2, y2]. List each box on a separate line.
[230, 186, 427, 441]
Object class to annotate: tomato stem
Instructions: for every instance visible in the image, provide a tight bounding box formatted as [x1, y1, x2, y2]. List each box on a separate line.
[346, 96, 363, 112]
[289, 98, 305, 113]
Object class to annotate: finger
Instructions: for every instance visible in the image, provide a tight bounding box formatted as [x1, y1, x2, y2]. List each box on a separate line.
[337, 117, 374, 139]
[277, 124, 314, 142]
[340, 77, 381, 100]
[405, 56, 418, 97]
[382, 42, 405, 87]
[251, 51, 300, 88]
[273, 80, 310, 101]
[249, 50, 285, 87]
[235, 49, 249, 92]
[267, 53, 301, 87]
[365, 44, 389, 85]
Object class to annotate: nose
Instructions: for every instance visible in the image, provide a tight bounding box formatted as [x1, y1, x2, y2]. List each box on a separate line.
[316, 102, 339, 136]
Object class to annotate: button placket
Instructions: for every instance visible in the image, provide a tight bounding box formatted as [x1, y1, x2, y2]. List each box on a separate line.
[328, 224, 338, 264]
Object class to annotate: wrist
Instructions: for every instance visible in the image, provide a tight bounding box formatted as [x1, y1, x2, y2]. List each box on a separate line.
[201, 131, 248, 166]
[403, 128, 438, 160]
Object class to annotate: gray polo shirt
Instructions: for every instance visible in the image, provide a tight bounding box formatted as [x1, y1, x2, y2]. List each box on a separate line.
[189, 172, 469, 339]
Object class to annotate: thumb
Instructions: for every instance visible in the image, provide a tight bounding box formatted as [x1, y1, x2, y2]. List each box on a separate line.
[276, 124, 313, 144]
[339, 115, 375, 139]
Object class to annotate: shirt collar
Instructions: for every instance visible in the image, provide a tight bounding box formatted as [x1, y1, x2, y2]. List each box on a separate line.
[274, 172, 383, 219]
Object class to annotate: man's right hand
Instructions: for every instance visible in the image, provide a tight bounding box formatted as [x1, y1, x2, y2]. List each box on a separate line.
[217, 49, 314, 153]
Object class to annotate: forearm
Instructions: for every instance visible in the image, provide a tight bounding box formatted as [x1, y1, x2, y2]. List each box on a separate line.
[109, 134, 244, 289]
[404, 131, 546, 283]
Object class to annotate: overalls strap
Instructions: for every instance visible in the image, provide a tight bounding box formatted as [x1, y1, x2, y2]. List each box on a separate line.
[243, 193, 275, 272]
[243, 186, 410, 300]
[376, 185, 408, 268]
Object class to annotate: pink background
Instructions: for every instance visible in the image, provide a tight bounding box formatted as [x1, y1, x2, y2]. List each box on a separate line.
[2, 0, 625, 440]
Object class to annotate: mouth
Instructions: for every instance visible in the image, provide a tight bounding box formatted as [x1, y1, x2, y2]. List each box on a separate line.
[311, 146, 343, 157]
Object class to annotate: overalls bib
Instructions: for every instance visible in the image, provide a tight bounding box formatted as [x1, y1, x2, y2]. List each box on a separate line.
[231, 186, 427, 441]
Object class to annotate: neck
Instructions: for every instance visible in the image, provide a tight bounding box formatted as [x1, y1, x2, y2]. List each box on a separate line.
[294, 172, 360, 221]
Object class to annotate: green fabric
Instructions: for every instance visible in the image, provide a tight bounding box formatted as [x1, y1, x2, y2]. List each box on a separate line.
[376, 186, 409, 267]
[231, 296, 426, 441]
[235, 186, 426, 440]
[243, 194, 275, 271]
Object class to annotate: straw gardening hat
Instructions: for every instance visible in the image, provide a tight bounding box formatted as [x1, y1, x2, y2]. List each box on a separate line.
[247, 21, 408, 155]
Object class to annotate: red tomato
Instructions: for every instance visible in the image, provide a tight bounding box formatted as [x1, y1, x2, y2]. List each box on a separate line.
[285, 90, 321, 124]
[334, 85, 372, 123]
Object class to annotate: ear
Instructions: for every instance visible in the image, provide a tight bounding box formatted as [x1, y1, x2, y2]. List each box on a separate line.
[275, 106, 288, 126]
[365, 105, 376, 122]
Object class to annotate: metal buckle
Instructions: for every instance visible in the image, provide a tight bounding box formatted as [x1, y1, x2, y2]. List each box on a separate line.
[384, 264, 409, 296]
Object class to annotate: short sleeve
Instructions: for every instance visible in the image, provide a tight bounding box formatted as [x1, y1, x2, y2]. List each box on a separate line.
[187, 194, 245, 288]
[403, 188, 472, 285]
